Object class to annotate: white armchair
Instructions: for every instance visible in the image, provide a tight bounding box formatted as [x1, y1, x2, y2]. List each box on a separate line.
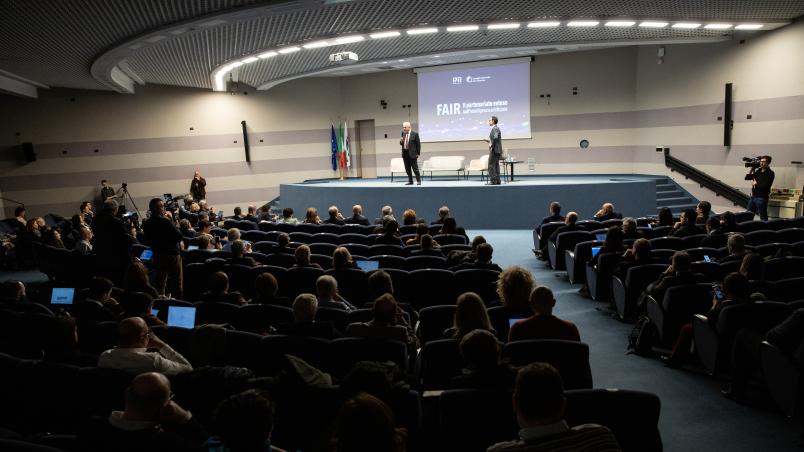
[466, 155, 489, 180]
[390, 157, 406, 182]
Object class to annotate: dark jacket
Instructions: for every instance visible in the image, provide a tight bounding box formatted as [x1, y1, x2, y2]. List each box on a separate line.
[142, 215, 183, 256]
[345, 214, 370, 226]
[747, 167, 775, 198]
[540, 214, 565, 225]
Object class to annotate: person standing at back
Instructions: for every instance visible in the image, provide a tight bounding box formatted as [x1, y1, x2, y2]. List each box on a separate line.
[485, 116, 502, 185]
[400, 121, 421, 185]
[745, 155, 774, 221]
[143, 198, 184, 298]
[190, 170, 207, 201]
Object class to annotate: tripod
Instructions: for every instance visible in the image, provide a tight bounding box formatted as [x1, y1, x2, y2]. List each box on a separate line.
[119, 184, 142, 221]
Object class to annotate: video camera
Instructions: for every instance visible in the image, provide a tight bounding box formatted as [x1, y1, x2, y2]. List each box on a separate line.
[743, 156, 762, 169]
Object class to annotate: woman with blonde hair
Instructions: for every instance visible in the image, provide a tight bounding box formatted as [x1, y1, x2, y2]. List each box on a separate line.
[304, 207, 321, 224]
[332, 246, 357, 270]
[496, 266, 536, 315]
[443, 292, 496, 339]
[402, 208, 417, 226]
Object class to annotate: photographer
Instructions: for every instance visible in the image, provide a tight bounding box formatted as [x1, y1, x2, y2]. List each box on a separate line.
[744, 155, 775, 221]
[142, 198, 184, 298]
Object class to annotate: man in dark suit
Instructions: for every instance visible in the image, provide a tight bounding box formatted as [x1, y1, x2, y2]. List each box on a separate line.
[345, 204, 370, 226]
[189, 170, 206, 201]
[548, 212, 580, 244]
[646, 251, 704, 302]
[485, 116, 502, 185]
[541, 201, 564, 225]
[400, 121, 421, 185]
[700, 216, 727, 249]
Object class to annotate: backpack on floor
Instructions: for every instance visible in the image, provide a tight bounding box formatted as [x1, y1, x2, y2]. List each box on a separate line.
[627, 315, 657, 356]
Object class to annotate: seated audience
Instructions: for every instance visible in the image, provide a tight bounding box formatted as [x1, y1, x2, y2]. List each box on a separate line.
[374, 220, 404, 246]
[1, 279, 27, 305]
[332, 246, 358, 271]
[78, 276, 123, 319]
[367, 270, 394, 300]
[496, 266, 536, 316]
[720, 211, 738, 233]
[663, 272, 753, 368]
[487, 363, 620, 451]
[448, 234, 486, 266]
[443, 292, 496, 339]
[593, 202, 622, 221]
[700, 216, 727, 249]
[13, 206, 26, 228]
[614, 238, 653, 280]
[410, 234, 443, 257]
[431, 205, 450, 225]
[250, 272, 290, 306]
[718, 233, 748, 264]
[316, 275, 356, 311]
[345, 293, 417, 350]
[203, 389, 286, 452]
[670, 209, 701, 238]
[332, 393, 406, 452]
[42, 315, 98, 366]
[258, 205, 275, 222]
[200, 271, 247, 305]
[451, 329, 517, 390]
[656, 207, 675, 227]
[275, 233, 293, 254]
[233, 206, 244, 220]
[179, 219, 195, 238]
[98, 317, 193, 374]
[73, 225, 94, 254]
[345, 204, 369, 226]
[621, 217, 642, 240]
[42, 228, 65, 248]
[450, 243, 503, 272]
[81, 372, 205, 452]
[438, 217, 468, 242]
[121, 291, 164, 327]
[547, 212, 580, 245]
[280, 207, 298, 225]
[509, 286, 580, 342]
[276, 293, 340, 340]
[123, 261, 161, 298]
[590, 226, 625, 266]
[739, 252, 764, 281]
[197, 234, 216, 251]
[243, 205, 259, 223]
[221, 228, 241, 252]
[402, 208, 418, 226]
[324, 205, 345, 225]
[696, 200, 712, 224]
[645, 251, 703, 303]
[374, 205, 394, 225]
[293, 244, 321, 268]
[406, 223, 431, 245]
[540, 201, 564, 225]
[228, 240, 257, 267]
[304, 207, 321, 225]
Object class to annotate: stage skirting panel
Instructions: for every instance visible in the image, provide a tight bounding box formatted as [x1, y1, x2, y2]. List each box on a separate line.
[279, 175, 658, 229]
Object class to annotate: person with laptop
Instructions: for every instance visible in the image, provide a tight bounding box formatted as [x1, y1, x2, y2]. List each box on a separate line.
[508, 286, 580, 343]
[143, 198, 184, 298]
[98, 316, 193, 375]
[75, 276, 123, 322]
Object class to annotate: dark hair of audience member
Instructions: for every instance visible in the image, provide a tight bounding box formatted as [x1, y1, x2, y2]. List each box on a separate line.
[71, 214, 84, 231]
[295, 244, 312, 266]
[631, 238, 651, 261]
[123, 261, 158, 297]
[721, 211, 737, 229]
[460, 329, 501, 370]
[723, 272, 752, 301]
[420, 234, 434, 250]
[254, 272, 279, 302]
[277, 232, 290, 247]
[470, 235, 487, 251]
[333, 247, 354, 270]
[332, 392, 406, 452]
[670, 251, 692, 273]
[451, 292, 494, 339]
[657, 207, 674, 227]
[496, 266, 535, 313]
[603, 226, 624, 251]
[440, 217, 458, 235]
[209, 271, 229, 294]
[88, 276, 114, 300]
[213, 389, 276, 452]
[514, 362, 565, 421]
[368, 270, 394, 300]
[739, 253, 764, 281]
[706, 215, 721, 232]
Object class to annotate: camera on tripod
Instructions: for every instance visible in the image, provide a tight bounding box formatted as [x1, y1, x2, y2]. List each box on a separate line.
[743, 156, 761, 168]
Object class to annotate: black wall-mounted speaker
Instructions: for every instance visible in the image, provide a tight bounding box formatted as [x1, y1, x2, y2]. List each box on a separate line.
[724, 83, 733, 147]
[21, 142, 36, 162]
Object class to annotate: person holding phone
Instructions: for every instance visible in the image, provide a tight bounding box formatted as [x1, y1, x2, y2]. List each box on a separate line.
[190, 170, 207, 201]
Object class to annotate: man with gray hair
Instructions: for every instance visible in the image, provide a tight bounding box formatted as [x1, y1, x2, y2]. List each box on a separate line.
[315, 275, 356, 312]
[400, 121, 422, 185]
[276, 293, 340, 339]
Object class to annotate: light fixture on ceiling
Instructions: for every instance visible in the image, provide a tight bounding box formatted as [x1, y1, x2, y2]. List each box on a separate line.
[258, 51, 278, 59]
[370, 31, 401, 39]
[567, 20, 600, 27]
[446, 24, 479, 32]
[406, 27, 439, 35]
[639, 21, 669, 28]
[302, 40, 332, 49]
[527, 21, 561, 28]
[335, 35, 365, 44]
[672, 23, 701, 29]
[241, 57, 259, 63]
[487, 22, 520, 30]
[704, 23, 733, 29]
[278, 46, 301, 54]
[605, 21, 636, 27]
[735, 24, 763, 30]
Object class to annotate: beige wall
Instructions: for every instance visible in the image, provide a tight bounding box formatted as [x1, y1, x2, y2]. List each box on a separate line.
[1, 20, 803, 218]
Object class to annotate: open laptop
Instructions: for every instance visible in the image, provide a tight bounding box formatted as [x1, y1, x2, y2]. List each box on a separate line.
[50, 287, 75, 305]
[167, 306, 196, 329]
[187, 245, 199, 251]
[140, 249, 153, 262]
[508, 317, 525, 328]
[151, 308, 159, 317]
[591, 246, 602, 258]
[355, 259, 380, 272]
[595, 233, 607, 242]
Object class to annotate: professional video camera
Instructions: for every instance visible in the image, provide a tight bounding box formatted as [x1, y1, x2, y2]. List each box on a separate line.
[743, 156, 761, 168]
[162, 193, 184, 213]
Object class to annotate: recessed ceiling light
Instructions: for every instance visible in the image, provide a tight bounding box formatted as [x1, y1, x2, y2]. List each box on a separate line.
[406, 27, 439, 35]
[567, 20, 600, 27]
[278, 46, 301, 54]
[302, 40, 332, 49]
[735, 24, 763, 30]
[241, 57, 259, 63]
[639, 21, 669, 28]
[434, 55, 441, 58]
[398, 59, 405, 62]
[382, 61, 389, 64]
[335, 35, 365, 44]
[258, 51, 278, 59]
[487, 22, 520, 30]
[704, 23, 733, 29]
[446, 25, 479, 32]
[672, 23, 701, 29]
[370, 31, 401, 39]
[605, 21, 635, 27]
[527, 21, 561, 28]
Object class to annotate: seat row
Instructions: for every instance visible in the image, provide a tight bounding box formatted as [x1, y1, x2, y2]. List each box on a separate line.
[220, 219, 459, 236]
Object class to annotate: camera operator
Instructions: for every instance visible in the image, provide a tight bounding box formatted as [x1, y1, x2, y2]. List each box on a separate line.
[142, 198, 184, 298]
[743, 155, 775, 221]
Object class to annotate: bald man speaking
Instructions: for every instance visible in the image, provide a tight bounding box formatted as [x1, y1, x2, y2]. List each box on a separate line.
[400, 121, 422, 185]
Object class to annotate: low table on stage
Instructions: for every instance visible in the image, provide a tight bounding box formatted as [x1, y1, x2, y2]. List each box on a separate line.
[501, 160, 524, 182]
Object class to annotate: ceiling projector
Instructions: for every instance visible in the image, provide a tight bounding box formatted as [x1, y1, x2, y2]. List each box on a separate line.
[329, 51, 358, 64]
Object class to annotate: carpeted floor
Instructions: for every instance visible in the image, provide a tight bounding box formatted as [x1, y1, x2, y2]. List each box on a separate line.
[473, 229, 801, 452]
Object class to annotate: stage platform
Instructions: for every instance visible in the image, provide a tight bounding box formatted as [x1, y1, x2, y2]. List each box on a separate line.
[280, 175, 663, 229]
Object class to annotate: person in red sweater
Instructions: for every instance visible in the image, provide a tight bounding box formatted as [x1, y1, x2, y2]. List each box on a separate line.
[508, 286, 580, 342]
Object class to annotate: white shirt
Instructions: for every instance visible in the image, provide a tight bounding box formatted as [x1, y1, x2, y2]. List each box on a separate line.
[98, 344, 193, 375]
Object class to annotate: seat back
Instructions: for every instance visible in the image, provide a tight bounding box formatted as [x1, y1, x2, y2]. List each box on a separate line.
[418, 339, 465, 389]
[418, 305, 457, 345]
[409, 269, 456, 310]
[502, 340, 593, 389]
[777, 228, 804, 244]
[649, 237, 685, 250]
[283, 267, 325, 298]
[744, 230, 776, 246]
[439, 389, 517, 451]
[329, 337, 409, 377]
[453, 269, 501, 306]
[259, 335, 331, 376]
[763, 256, 804, 281]
[390, 157, 405, 173]
[232, 304, 293, 334]
[406, 255, 449, 270]
[194, 302, 240, 326]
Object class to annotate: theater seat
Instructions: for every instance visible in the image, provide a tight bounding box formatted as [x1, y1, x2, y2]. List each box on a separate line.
[760, 340, 802, 417]
[417, 338, 465, 390]
[502, 340, 593, 390]
[612, 264, 668, 321]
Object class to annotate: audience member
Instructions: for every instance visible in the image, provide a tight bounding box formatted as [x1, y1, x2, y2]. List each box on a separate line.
[1, 279, 27, 305]
[143, 198, 184, 297]
[258, 205, 275, 222]
[123, 261, 160, 298]
[204, 389, 285, 452]
[293, 244, 321, 268]
[233, 206, 244, 220]
[280, 208, 298, 225]
[700, 216, 727, 249]
[121, 291, 165, 327]
[621, 217, 641, 240]
[367, 270, 394, 300]
[229, 240, 257, 267]
[276, 293, 340, 339]
[496, 266, 536, 316]
[451, 329, 517, 390]
[80, 201, 94, 227]
[275, 233, 293, 254]
[374, 220, 404, 246]
[547, 212, 580, 245]
[696, 201, 712, 224]
[656, 207, 674, 227]
[179, 219, 195, 238]
[332, 246, 358, 271]
[670, 209, 701, 238]
[345, 204, 369, 225]
[374, 205, 394, 225]
[405, 223, 430, 245]
[73, 225, 94, 254]
[739, 252, 764, 281]
[78, 276, 123, 318]
[450, 243, 502, 272]
[645, 251, 703, 303]
[41, 315, 98, 366]
[718, 233, 748, 264]
[540, 201, 564, 225]
[98, 317, 193, 374]
[590, 226, 625, 266]
[720, 211, 738, 233]
[443, 292, 496, 339]
[332, 392, 406, 452]
[614, 238, 653, 280]
[401, 209, 417, 226]
[487, 363, 620, 451]
[243, 205, 259, 223]
[324, 205, 345, 225]
[410, 234, 443, 257]
[250, 273, 290, 306]
[345, 293, 417, 350]
[42, 228, 65, 248]
[593, 202, 622, 221]
[304, 207, 321, 224]
[431, 205, 450, 225]
[200, 271, 246, 305]
[221, 228, 241, 252]
[509, 286, 580, 342]
[316, 275, 356, 311]
[13, 206, 26, 228]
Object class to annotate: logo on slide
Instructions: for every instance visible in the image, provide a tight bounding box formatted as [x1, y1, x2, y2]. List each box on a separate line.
[466, 76, 473, 83]
[452, 77, 462, 85]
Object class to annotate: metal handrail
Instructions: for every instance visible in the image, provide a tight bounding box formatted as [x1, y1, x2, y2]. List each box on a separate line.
[664, 149, 749, 207]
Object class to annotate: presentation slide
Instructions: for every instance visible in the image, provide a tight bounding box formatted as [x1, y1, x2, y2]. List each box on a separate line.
[416, 60, 531, 142]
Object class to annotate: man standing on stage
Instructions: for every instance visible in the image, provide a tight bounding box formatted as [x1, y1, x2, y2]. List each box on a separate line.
[400, 121, 421, 185]
[190, 170, 206, 201]
[486, 116, 502, 185]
